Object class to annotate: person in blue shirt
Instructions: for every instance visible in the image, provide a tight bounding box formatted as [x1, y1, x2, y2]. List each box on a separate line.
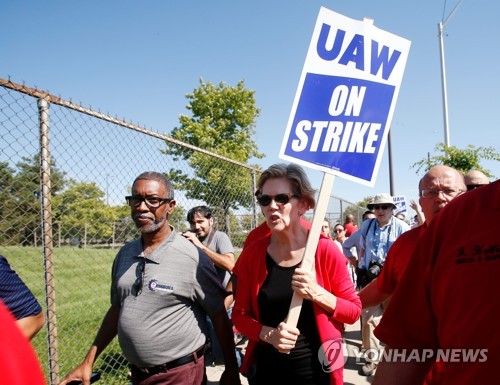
[0, 254, 45, 340]
[357, 193, 410, 376]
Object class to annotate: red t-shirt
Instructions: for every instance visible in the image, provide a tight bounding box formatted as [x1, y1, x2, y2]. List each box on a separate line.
[377, 223, 427, 294]
[0, 301, 46, 385]
[375, 180, 500, 385]
[376, 222, 446, 385]
[344, 223, 358, 237]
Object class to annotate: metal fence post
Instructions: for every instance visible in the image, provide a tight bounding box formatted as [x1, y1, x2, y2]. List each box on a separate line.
[39, 97, 60, 385]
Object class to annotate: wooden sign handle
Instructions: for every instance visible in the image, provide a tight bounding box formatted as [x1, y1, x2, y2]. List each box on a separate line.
[285, 172, 335, 327]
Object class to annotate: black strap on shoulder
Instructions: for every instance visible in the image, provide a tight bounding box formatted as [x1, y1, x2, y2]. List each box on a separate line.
[362, 218, 376, 239]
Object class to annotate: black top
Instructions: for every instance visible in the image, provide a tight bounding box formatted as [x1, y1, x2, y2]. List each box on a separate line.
[252, 253, 329, 385]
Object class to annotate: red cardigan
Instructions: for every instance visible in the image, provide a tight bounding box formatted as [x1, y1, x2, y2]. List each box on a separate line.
[233, 235, 361, 384]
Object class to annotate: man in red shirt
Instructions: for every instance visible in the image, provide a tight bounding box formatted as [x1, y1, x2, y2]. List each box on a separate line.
[344, 214, 358, 237]
[360, 165, 466, 307]
[359, 166, 465, 383]
[372, 180, 499, 384]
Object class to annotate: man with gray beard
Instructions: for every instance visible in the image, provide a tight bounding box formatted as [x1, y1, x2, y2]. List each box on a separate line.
[60, 171, 240, 385]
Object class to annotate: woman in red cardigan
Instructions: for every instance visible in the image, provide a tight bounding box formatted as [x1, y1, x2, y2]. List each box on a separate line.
[232, 163, 361, 385]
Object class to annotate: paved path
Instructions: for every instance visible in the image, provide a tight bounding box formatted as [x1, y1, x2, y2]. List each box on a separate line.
[206, 319, 374, 384]
[343, 320, 374, 385]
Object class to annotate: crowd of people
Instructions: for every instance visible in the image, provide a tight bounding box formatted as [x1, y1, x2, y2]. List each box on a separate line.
[1, 165, 497, 385]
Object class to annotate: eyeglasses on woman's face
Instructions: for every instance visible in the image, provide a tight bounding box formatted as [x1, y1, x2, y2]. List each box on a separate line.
[255, 192, 297, 207]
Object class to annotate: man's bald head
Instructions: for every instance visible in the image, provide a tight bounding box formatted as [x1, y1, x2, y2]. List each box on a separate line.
[418, 165, 464, 190]
[345, 214, 355, 223]
[418, 165, 466, 223]
[464, 169, 489, 191]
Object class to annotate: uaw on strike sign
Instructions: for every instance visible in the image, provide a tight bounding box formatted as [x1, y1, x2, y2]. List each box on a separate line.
[280, 7, 411, 186]
[282, 8, 411, 329]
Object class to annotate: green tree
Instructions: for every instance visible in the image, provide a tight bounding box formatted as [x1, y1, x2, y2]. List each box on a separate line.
[169, 204, 187, 233]
[342, 197, 372, 225]
[164, 79, 263, 233]
[6, 155, 66, 245]
[0, 162, 16, 243]
[53, 181, 116, 245]
[239, 214, 255, 233]
[110, 205, 137, 244]
[412, 143, 500, 176]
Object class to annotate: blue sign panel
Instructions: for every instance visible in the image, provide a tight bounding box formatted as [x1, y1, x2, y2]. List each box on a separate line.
[283, 73, 395, 182]
[279, 7, 411, 187]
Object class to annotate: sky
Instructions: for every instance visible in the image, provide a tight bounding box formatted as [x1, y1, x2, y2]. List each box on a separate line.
[2, 0, 499, 215]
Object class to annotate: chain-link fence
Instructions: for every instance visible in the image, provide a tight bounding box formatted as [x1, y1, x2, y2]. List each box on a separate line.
[0, 77, 366, 384]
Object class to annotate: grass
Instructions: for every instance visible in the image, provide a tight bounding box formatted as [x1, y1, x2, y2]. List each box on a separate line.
[0, 246, 130, 384]
[1, 244, 244, 384]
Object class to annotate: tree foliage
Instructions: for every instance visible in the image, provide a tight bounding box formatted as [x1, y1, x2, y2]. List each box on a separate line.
[342, 196, 372, 224]
[53, 181, 120, 242]
[0, 162, 16, 242]
[411, 143, 500, 176]
[0, 155, 66, 245]
[0, 154, 195, 246]
[169, 204, 187, 233]
[164, 79, 263, 232]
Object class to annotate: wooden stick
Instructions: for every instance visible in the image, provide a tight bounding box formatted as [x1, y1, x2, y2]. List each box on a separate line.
[285, 172, 335, 327]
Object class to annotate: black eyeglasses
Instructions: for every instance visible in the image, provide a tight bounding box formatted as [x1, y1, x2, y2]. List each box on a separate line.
[466, 184, 487, 191]
[372, 205, 392, 210]
[255, 192, 296, 206]
[125, 195, 173, 208]
[133, 258, 146, 297]
[334, 229, 344, 233]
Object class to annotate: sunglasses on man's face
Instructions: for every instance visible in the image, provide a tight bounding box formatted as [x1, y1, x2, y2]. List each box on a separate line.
[372, 205, 392, 210]
[255, 192, 296, 207]
[466, 184, 487, 191]
[125, 195, 173, 208]
[133, 258, 146, 297]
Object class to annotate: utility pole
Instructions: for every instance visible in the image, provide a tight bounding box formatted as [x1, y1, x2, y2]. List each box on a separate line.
[388, 130, 395, 196]
[438, 0, 464, 146]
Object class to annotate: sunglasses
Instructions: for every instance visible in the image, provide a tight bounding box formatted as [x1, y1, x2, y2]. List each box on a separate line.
[372, 205, 392, 210]
[334, 229, 344, 233]
[133, 258, 146, 297]
[255, 192, 296, 206]
[125, 195, 173, 208]
[466, 184, 487, 191]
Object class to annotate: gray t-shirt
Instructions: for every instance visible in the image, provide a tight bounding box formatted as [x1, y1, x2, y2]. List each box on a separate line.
[111, 228, 226, 367]
[202, 230, 234, 287]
